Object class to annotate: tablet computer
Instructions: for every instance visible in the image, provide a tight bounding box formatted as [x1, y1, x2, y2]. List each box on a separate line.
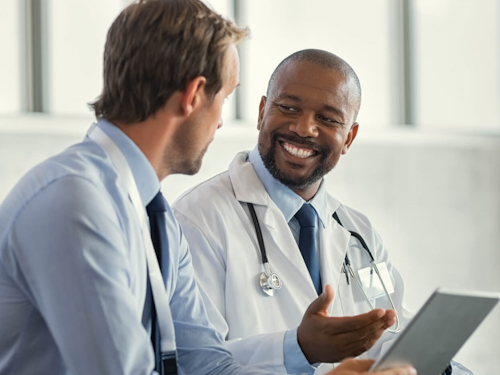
[371, 288, 499, 374]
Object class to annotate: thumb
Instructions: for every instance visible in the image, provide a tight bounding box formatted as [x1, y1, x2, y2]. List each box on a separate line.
[305, 284, 334, 317]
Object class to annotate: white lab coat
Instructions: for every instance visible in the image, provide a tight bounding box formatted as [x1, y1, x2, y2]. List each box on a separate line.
[173, 151, 471, 375]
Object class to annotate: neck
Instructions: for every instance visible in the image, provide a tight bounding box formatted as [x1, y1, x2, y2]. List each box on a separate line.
[291, 180, 322, 201]
[114, 113, 174, 181]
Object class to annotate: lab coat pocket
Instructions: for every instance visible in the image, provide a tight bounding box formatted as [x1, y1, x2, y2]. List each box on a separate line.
[336, 269, 368, 316]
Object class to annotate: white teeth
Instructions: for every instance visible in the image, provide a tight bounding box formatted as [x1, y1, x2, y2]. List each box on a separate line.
[282, 142, 314, 158]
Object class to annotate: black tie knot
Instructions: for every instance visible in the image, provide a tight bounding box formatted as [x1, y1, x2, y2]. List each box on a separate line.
[147, 191, 167, 214]
[294, 204, 317, 228]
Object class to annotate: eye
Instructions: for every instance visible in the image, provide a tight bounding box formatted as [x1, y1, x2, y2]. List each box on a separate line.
[317, 114, 340, 125]
[278, 104, 298, 113]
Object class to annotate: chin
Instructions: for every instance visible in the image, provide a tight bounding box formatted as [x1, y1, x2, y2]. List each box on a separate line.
[269, 153, 335, 190]
[182, 162, 202, 176]
[184, 155, 205, 175]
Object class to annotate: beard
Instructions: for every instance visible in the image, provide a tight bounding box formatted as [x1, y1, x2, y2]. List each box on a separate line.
[167, 119, 210, 176]
[174, 147, 206, 175]
[259, 131, 334, 190]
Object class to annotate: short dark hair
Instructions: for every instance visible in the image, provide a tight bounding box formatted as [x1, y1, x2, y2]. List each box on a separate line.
[266, 49, 362, 120]
[90, 0, 247, 124]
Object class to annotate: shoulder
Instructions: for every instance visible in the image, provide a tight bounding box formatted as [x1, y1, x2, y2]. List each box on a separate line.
[327, 194, 388, 258]
[327, 193, 378, 235]
[173, 170, 236, 218]
[0, 141, 123, 239]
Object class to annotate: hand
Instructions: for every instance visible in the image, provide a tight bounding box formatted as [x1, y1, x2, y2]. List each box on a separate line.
[297, 284, 397, 364]
[326, 358, 417, 375]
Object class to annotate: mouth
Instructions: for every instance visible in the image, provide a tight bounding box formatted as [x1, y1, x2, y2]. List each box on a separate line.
[278, 140, 319, 159]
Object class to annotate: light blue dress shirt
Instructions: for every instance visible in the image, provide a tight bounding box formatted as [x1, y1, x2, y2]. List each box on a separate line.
[0, 119, 273, 375]
[248, 147, 329, 246]
[248, 147, 328, 374]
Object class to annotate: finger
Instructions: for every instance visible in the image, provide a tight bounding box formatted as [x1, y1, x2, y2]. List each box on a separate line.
[373, 366, 417, 375]
[384, 309, 396, 320]
[305, 284, 334, 317]
[333, 320, 389, 356]
[335, 358, 374, 371]
[324, 308, 387, 333]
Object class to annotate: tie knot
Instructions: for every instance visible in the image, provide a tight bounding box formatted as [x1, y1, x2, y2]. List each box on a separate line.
[294, 204, 317, 228]
[146, 191, 167, 214]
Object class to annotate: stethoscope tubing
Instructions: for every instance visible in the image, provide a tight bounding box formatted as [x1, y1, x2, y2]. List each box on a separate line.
[247, 202, 401, 333]
[248, 202, 269, 264]
[333, 212, 401, 333]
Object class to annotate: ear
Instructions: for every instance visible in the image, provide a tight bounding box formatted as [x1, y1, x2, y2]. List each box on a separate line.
[257, 96, 267, 130]
[342, 123, 359, 154]
[180, 76, 207, 117]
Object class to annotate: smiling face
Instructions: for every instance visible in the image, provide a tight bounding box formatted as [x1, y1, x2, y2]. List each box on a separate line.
[257, 60, 359, 199]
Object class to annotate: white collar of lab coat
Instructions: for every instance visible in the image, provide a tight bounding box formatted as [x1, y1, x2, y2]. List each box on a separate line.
[229, 150, 343, 216]
[229, 151, 271, 206]
[229, 150, 350, 304]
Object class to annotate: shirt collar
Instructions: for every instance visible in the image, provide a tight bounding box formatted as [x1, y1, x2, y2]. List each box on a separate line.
[248, 146, 329, 228]
[95, 118, 160, 207]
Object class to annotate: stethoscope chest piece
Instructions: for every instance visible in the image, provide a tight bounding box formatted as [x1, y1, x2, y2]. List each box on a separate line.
[260, 270, 282, 296]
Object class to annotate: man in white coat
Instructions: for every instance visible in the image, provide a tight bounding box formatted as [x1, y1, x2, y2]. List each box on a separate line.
[173, 50, 469, 374]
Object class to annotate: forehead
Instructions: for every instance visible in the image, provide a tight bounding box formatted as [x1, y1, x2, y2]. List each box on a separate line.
[270, 60, 356, 111]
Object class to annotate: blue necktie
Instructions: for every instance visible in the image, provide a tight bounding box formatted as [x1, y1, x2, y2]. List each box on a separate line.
[295, 204, 322, 294]
[146, 192, 177, 375]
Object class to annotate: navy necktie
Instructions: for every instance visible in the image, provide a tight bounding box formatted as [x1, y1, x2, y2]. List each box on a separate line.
[146, 191, 177, 375]
[295, 204, 322, 294]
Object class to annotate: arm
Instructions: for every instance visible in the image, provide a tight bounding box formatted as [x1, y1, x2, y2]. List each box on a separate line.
[11, 176, 155, 375]
[173, 208, 395, 373]
[166, 210, 279, 375]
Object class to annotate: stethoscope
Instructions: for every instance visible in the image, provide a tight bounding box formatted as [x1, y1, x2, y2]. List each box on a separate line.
[247, 203, 401, 334]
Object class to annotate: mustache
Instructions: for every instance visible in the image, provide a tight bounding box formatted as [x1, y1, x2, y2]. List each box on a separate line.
[270, 132, 327, 154]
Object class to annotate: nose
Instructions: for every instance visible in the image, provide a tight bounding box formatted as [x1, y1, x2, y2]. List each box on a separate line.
[217, 117, 223, 130]
[289, 113, 318, 138]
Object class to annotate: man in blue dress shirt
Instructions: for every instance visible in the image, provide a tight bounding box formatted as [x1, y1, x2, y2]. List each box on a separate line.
[0, 1, 257, 374]
[0, 1, 417, 375]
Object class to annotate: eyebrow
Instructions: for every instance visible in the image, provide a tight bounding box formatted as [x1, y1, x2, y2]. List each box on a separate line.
[276, 93, 345, 118]
[276, 93, 301, 102]
[322, 104, 344, 118]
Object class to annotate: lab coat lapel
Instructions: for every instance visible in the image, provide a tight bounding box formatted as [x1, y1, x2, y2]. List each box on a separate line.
[319, 196, 351, 316]
[261, 201, 319, 299]
[229, 151, 269, 206]
[229, 151, 319, 302]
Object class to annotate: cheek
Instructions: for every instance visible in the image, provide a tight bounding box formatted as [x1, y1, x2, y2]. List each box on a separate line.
[258, 118, 275, 139]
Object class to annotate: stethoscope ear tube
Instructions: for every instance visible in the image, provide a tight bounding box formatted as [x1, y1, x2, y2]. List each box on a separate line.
[333, 211, 401, 333]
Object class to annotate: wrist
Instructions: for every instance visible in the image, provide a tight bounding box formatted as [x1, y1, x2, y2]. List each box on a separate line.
[297, 324, 316, 364]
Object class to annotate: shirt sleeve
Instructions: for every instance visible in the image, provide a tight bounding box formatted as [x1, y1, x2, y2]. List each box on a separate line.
[166, 210, 275, 375]
[283, 328, 317, 375]
[9, 176, 155, 375]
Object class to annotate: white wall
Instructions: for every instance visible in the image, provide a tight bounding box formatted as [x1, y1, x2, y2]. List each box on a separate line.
[48, 0, 125, 115]
[239, 0, 399, 127]
[414, 0, 500, 131]
[1, 115, 499, 373]
[0, 0, 21, 114]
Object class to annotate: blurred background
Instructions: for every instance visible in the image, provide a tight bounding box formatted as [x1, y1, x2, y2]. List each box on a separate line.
[0, 0, 499, 372]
